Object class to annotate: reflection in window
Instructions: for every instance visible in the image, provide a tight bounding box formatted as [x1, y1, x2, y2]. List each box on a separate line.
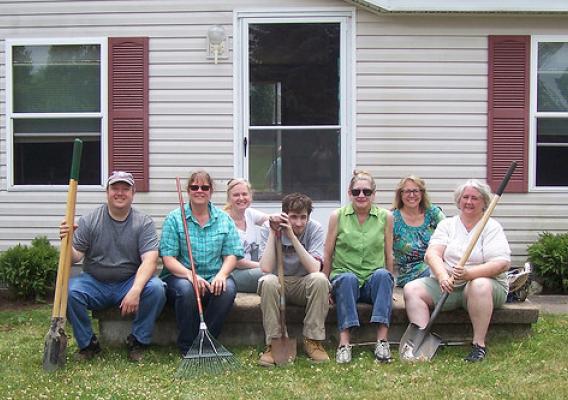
[535, 41, 568, 187]
[10, 43, 102, 185]
[248, 23, 341, 200]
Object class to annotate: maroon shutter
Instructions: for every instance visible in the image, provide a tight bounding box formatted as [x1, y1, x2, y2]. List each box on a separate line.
[487, 35, 530, 193]
[108, 37, 149, 191]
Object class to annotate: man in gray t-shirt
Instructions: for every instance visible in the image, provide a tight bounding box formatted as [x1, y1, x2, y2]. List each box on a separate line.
[257, 193, 330, 366]
[60, 171, 166, 362]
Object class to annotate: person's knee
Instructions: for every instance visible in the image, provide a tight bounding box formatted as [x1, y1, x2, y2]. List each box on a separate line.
[372, 268, 393, 283]
[466, 278, 493, 298]
[143, 278, 166, 301]
[334, 272, 358, 287]
[259, 274, 279, 296]
[404, 280, 427, 303]
[307, 272, 329, 288]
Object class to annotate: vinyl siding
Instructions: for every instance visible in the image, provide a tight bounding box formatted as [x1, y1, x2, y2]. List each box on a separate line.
[0, 1, 567, 268]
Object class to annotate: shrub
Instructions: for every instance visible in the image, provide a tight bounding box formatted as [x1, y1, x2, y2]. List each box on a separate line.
[0, 236, 59, 300]
[527, 232, 568, 293]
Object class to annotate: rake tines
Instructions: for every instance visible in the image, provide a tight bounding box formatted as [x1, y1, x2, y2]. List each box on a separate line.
[176, 325, 240, 378]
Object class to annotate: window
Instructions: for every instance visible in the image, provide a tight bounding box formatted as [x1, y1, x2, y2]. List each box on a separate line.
[237, 12, 354, 203]
[532, 38, 568, 188]
[7, 39, 105, 187]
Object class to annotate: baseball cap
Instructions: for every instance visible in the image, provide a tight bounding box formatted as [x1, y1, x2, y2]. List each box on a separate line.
[107, 171, 135, 187]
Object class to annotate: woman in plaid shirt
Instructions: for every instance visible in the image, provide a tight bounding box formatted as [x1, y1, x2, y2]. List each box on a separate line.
[159, 170, 244, 356]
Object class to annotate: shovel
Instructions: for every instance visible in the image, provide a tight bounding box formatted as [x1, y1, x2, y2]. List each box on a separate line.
[271, 231, 297, 365]
[399, 161, 517, 362]
[43, 139, 83, 371]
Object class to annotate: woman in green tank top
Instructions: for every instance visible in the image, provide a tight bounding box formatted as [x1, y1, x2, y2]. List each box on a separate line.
[323, 170, 394, 364]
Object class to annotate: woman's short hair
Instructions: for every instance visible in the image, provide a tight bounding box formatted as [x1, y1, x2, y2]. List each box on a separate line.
[349, 169, 376, 191]
[186, 170, 214, 192]
[454, 179, 492, 209]
[392, 175, 431, 211]
[282, 192, 313, 215]
[224, 178, 252, 211]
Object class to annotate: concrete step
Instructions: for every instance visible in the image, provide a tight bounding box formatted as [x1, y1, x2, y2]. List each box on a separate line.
[93, 287, 539, 347]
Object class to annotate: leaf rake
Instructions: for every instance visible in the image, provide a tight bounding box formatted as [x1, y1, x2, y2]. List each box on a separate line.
[174, 177, 239, 378]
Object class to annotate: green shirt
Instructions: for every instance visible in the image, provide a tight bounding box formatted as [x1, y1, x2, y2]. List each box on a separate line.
[330, 204, 388, 286]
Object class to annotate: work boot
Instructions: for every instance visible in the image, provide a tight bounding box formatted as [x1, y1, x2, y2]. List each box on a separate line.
[126, 334, 147, 362]
[258, 345, 275, 367]
[75, 335, 101, 361]
[464, 343, 486, 362]
[374, 340, 392, 363]
[303, 338, 330, 363]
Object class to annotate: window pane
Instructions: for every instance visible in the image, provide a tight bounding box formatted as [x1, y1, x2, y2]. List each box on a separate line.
[536, 118, 568, 186]
[12, 45, 101, 113]
[249, 23, 340, 126]
[13, 118, 101, 185]
[537, 42, 568, 112]
[249, 129, 340, 201]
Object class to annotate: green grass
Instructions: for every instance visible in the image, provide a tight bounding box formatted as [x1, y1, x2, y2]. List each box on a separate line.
[1, 306, 567, 399]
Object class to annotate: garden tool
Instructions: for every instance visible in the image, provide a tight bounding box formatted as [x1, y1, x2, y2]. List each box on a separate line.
[271, 231, 297, 366]
[175, 177, 239, 378]
[399, 161, 517, 362]
[43, 138, 83, 371]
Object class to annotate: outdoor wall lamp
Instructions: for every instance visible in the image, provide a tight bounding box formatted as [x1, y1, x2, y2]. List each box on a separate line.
[207, 25, 227, 64]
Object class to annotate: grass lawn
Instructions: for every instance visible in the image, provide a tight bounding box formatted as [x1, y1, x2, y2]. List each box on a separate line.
[1, 305, 566, 400]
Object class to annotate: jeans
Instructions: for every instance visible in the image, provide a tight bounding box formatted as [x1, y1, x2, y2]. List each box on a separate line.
[67, 272, 166, 349]
[164, 275, 237, 353]
[231, 268, 264, 293]
[331, 269, 394, 331]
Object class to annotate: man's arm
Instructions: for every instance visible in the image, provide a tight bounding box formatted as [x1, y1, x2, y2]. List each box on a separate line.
[59, 219, 85, 263]
[120, 250, 158, 316]
[282, 217, 321, 274]
[259, 226, 277, 274]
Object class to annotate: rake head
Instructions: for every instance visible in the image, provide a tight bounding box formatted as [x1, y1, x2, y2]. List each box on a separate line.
[176, 326, 240, 378]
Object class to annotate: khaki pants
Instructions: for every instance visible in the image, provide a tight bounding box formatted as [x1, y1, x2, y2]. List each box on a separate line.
[258, 272, 330, 345]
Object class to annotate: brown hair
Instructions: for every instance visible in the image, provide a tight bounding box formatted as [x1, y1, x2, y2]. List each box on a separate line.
[186, 170, 214, 192]
[392, 175, 431, 212]
[282, 193, 313, 215]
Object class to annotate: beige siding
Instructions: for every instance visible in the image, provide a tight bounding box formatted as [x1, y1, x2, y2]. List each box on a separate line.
[357, 11, 568, 265]
[0, 1, 567, 268]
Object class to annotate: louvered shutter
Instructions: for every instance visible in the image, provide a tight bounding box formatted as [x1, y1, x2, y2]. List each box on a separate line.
[108, 37, 149, 191]
[487, 35, 530, 193]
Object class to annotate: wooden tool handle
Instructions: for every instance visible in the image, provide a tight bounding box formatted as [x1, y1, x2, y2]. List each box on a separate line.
[51, 139, 83, 319]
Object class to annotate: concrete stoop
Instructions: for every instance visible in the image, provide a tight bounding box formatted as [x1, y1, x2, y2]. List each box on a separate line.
[93, 288, 539, 347]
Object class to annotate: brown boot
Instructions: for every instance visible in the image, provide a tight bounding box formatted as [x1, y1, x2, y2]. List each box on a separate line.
[258, 345, 275, 367]
[126, 334, 147, 362]
[303, 338, 330, 363]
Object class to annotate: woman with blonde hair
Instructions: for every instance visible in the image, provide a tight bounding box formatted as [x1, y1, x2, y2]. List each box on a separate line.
[323, 170, 394, 364]
[224, 178, 269, 292]
[392, 175, 445, 287]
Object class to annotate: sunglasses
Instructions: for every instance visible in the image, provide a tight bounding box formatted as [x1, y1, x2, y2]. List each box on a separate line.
[189, 184, 211, 192]
[350, 188, 373, 197]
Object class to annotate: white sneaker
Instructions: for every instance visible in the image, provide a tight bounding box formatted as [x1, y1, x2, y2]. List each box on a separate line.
[374, 340, 391, 362]
[336, 345, 352, 364]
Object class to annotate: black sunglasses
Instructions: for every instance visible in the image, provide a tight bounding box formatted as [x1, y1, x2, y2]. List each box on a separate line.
[189, 184, 211, 192]
[350, 188, 373, 197]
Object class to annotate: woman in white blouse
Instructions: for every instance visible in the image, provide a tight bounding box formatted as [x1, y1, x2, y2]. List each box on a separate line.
[224, 178, 269, 293]
[403, 179, 511, 362]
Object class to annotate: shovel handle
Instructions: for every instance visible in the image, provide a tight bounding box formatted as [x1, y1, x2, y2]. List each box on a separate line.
[51, 139, 83, 319]
[424, 161, 517, 333]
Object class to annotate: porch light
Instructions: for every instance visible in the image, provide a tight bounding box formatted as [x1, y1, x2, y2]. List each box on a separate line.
[207, 25, 227, 64]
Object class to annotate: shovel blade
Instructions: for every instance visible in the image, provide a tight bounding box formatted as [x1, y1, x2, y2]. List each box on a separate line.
[42, 318, 68, 371]
[271, 337, 297, 366]
[399, 322, 442, 362]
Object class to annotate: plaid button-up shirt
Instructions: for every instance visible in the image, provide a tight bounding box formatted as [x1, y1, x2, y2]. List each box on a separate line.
[159, 202, 243, 282]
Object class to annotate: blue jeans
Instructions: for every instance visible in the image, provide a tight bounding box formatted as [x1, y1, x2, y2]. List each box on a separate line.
[164, 275, 237, 353]
[331, 269, 394, 331]
[67, 272, 166, 349]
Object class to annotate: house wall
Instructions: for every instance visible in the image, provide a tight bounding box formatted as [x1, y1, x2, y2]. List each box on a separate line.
[0, 1, 567, 266]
